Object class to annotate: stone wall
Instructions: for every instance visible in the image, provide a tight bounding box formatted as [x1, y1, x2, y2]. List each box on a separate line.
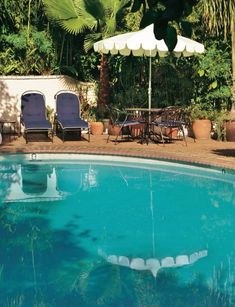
[0, 75, 97, 130]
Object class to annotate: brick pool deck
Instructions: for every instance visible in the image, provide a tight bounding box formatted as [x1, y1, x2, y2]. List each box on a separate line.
[0, 133, 235, 170]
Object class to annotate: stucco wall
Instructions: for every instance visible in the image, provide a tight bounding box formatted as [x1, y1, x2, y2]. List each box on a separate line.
[0, 75, 97, 127]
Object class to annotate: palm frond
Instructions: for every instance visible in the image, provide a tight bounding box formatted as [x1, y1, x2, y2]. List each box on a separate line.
[84, 33, 102, 52]
[43, 0, 78, 21]
[101, 0, 130, 13]
[43, 0, 130, 39]
[57, 19, 85, 34]
[200, 0, 235, 39]
[105, 17, 116, 36]
[100, 0, 130, 35]
[43, 0, 97, 34]
[83, 0, 106, 22]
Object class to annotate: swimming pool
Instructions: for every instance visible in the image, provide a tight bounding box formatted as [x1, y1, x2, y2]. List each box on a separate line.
[0, 154, 235, 307]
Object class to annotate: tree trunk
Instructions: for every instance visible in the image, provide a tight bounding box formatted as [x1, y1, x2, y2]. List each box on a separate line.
[97, 54, 109, 118]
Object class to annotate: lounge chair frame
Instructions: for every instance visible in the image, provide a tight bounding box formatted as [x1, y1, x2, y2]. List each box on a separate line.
[54, 90, 90, 142]
[20, 90, 53, 144]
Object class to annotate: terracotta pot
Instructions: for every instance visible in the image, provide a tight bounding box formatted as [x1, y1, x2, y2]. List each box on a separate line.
[226, 120, 235, 141]
[163, 127, 179, 138]
[192, 119, 211, 140]
[90, 122, 104, 135]
[108, 125, 121, 136]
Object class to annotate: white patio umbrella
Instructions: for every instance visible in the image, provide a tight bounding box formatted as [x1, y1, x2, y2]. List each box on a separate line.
[93, 23, 205, 110]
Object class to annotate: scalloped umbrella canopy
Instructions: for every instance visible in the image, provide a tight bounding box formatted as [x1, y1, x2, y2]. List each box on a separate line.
[94, 24, 205, 109]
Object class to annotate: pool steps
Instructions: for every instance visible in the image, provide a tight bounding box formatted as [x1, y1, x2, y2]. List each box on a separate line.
[99, 249, 208, 277]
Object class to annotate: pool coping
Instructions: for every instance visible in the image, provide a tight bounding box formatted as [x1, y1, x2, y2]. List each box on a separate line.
[1, 149, 235, 174]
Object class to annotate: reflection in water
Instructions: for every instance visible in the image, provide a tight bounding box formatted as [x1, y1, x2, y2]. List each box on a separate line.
[99, 249, 208, 277]
[4, 163, 99, 203]
[5, 164, 64, 202]
[56, 164, 98, 193]
[0, 159, 235, 306]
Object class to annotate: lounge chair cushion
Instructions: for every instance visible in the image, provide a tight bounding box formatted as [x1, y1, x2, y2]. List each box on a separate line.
[22, 93, 47, 120]
[56, 93, 80, 120]
[22, 119, 52, 130]
[57, 118, 88, 129]
[21, 92, 52, 131]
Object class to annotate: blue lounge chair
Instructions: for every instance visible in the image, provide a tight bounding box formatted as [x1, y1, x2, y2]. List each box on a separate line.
[21, 91, 53, 143]
[54, 91, 90, 142]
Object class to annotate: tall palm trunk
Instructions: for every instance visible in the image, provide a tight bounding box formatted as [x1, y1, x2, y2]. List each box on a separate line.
[97, 54, 109, 117]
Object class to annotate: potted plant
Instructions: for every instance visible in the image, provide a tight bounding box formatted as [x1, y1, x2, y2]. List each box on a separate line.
[212, 109, 228, 141]
[225, 111, 235, 141]
[185, 104, 213, 140]
[90, 121, 104, 135]
[190, 43, 232, 140]
[90, 113, 104, 136]
[81, 105, 104, 135]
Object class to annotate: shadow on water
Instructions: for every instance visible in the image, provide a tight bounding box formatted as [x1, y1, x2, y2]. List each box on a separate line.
[0, 204, 92, 306]
[0, 258, 231, 307]
[0, 210, 233, 307]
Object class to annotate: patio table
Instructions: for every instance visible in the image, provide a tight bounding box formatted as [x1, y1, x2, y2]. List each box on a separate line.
[125, 108, 163, 144]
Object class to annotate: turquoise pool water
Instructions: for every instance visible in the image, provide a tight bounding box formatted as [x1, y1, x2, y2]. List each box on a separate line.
[0, 154, 235, 307]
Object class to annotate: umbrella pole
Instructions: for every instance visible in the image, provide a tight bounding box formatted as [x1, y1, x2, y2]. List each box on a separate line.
[148, 55, 152, 134]
[148, 55, 152, 111]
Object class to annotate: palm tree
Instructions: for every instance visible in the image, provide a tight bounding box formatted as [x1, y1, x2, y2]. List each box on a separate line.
[198, 0, 235, 112]
[43, 0, 130, 116]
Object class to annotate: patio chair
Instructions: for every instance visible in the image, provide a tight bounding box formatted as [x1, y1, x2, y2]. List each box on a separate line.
[21, 90, 53, 143]
[151, 106, 187, 146]
[54, 90, 90, 142]
[106, 106, 144, 144]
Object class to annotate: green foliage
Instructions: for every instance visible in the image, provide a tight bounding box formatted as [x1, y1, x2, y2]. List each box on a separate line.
[0, 48, 22, 74]
[46, 106, 55, 124]
[0, 28, 58, 75]
[213, 109, 228, 141]
[109, 55, 195, 110]
[0, 0, 59, 76]
[198, 0, 235, 40]
[43, 0, 130, 37]
[153, 57, 194, 108]
[181, 44, 232, 141]
[197, 44, 231, 80]
[192, 41, 232, 110]
[2, 32, 27, 50]
[42, 0, 132, 79]
[123, 9, 142, 31]
[1, 0, 27, 33]
[185, 103, 215, 121]
[76, 51, 99, 81]
[109, 55, 148, 109]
